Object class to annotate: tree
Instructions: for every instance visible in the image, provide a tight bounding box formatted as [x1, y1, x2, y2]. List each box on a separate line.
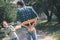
[54, 0, 60, 23]
[0, 1, 16, 23]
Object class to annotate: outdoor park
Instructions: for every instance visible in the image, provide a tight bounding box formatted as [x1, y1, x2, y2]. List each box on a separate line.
[0, 0, 60, 40]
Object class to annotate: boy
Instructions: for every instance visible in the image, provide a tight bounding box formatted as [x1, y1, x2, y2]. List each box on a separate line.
[1, 21, 19, 40]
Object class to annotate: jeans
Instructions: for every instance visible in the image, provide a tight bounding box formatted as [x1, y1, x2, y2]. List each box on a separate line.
[10, 38, 19, 40]
[26, 30, 37, 40]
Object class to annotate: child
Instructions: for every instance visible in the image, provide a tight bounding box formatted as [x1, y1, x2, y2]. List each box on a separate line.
[1, 21, 19, 40]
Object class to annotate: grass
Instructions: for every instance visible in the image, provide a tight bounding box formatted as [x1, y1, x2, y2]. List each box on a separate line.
[52, 30, 60, 40]
[36, 20, 60, 40]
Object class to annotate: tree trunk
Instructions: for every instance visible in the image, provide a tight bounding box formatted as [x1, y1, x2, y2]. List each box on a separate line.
[44, 9, 52, 22]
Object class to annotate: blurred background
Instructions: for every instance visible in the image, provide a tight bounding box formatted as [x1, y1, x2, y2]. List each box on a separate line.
[0, 0, 60, 40]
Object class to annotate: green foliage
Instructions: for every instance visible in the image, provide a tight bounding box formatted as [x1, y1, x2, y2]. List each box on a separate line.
[0, 1, 16, 23]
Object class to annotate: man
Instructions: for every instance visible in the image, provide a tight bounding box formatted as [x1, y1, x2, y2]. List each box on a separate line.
[16, 1, 38, 40]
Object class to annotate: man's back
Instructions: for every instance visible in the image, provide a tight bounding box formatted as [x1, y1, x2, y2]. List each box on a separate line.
[16, 6, 37, 22]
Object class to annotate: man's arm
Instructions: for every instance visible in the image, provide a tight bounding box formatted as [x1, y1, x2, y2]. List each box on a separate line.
[30, 7, 39, 26]
[9, 25, 15, 32]
[31, 7, 39, 19]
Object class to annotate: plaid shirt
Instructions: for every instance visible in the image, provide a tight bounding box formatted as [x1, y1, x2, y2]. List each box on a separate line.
[16, 6, 37, 22]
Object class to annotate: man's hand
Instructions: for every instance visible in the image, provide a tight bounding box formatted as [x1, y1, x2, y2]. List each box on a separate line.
[10, 28, 15, 32]
[15, 25, 21, 29]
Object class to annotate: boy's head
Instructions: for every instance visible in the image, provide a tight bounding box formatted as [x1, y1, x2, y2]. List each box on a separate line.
[17, 1, 24, 8]
[1, 21, 8, 28]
